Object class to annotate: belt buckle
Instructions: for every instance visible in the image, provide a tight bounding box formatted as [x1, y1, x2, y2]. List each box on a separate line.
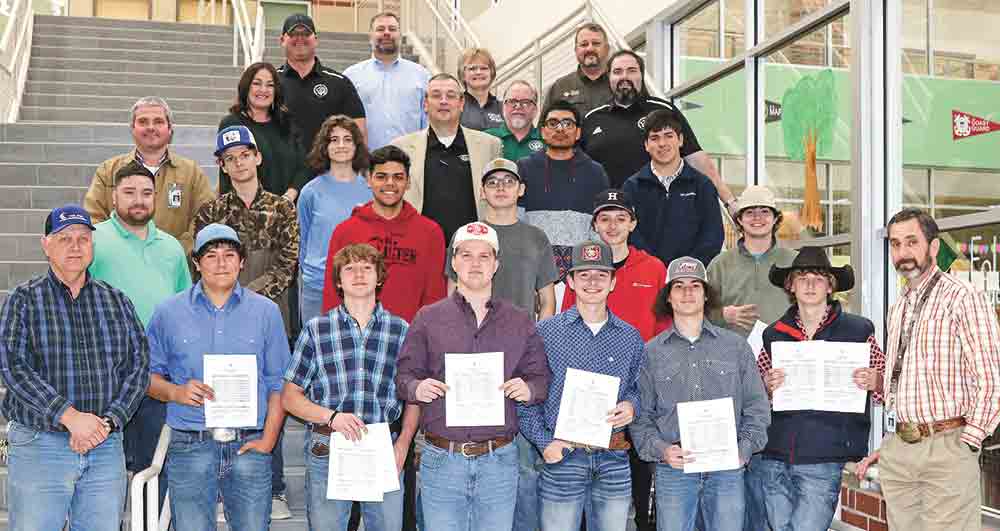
[897, 423, 923, 444]
[211, 428, 237, 443]
[460, 442, 477, 458]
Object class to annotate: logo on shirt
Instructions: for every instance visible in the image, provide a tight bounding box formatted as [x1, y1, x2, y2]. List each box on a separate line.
[591, 126, 603, 135]
[458, 154, 470, 163]
[527, 140, 544, 152]
[582, 244, 602, 262]
[637, 116, 647, 130]
[632, 282, 654, 288]
[368, 236, 417, 265]
[562, 89, 580, 98]
[487, 113, 502, 123]
[313, 83, 329, 98]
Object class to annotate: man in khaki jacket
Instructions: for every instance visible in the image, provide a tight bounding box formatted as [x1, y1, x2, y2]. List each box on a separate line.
[84, 97, 215, 255]
[391, 73, 502, 245]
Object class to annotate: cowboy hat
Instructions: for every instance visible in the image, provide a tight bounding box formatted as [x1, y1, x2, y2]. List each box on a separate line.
[768, 246, 854, 292]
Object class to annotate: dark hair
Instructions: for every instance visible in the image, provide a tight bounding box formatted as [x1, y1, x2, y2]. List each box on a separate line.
[230, 62, 295, 139]
[193, 239, 245, 263]
[306, 115, 370, 175]
[541, 99, 581, 127]
[113, 161, 155, 187]
[887, 207, 939, 243]
[574, 22, 608, 44]
[331, 243, 388, 299]
[782, 268, 838, 304]
[369, 11, 400, 28]
[609, 49, 645, 77]
[653, 279, 721, 318]
[642, 109, 683, 141]
[427, 73, 463, 92]
[369, 145, 411, 175]
[736, 208, 784, 236]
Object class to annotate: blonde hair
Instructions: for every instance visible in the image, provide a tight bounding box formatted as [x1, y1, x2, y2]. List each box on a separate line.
[458, 48, 497, 87]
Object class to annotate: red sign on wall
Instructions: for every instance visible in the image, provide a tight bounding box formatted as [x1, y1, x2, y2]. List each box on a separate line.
[953, 110, 1000, 140]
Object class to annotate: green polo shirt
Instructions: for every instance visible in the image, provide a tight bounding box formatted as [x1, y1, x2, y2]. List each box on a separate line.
[485, 124, 545, 162]
[89, 214, 192, 326]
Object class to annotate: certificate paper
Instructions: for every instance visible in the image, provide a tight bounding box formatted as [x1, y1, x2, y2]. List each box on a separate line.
[326, 423, 399, 501]
[676, 397, 741, 473]
[203, 354, 257, 428]
[553, 368, 620, 448]
[771, 341, 869, 413]
[747, 320, 768, 360]
[445, 352, 505, 427]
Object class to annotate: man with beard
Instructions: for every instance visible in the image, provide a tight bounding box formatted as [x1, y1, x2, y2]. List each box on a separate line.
[855, 208, 1000, 531]
[89, 161, 191, 518]
[581, 51, 736, 210]
[485, 80, 545, 162]
[84, 96, 216, 254]
[345, 11, 430, 150]
[544, 23, 613, 117]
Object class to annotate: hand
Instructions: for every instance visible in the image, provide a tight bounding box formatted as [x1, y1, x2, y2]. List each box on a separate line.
[393, 439, 409, 475]
[61, 408, 110, 455]
[415, 379, 448, 403]
[238, 437, 276, 455]
[855, 451, 879, 480]
[171, 379, 215, 407]
[722, 304, 759, 330]
[283, 188, 299, 202]
[501, 378, 532, 403]
[665, 444, 693, 470]
[606, 401, 635, 428]
[852, 367, 881, 392]
[542, 440, 573, 464]
[331, 412, 367, 442]
[765, 368, 786, 393]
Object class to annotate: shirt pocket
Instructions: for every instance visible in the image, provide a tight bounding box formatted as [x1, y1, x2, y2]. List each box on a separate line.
[702, 359, 740, 390]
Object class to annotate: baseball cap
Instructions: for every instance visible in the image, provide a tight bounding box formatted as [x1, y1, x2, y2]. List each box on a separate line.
[194, 223, 241, 255]
[568, 241, 614, 273]
[215, 126, 257, 157]
[44, 204, 95, 236]
[452, 222, 500, 254]
[282, 13, 316, 35]
[734, 185, 778, 216]
[592, 189, 635, 218]
[481, 158, 521, 183]
[666, 256, 707, 284]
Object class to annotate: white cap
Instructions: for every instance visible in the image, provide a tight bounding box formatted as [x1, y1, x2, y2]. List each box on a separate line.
[451, 222, 500, 254]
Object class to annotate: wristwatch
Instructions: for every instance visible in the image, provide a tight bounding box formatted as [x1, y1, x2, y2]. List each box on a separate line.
[101, 416, 118, 432]
[328, 410, 338, 427]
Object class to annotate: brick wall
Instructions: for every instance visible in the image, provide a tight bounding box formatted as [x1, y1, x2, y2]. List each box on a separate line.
[839, 473, 888, 531]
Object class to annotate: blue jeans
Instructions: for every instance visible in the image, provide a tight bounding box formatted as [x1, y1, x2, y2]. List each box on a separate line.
[166, 429, 273, 531]
[654, 464, 745, 531]
[758, 459, 844, 531]
[6, 421, 126, 531]
[300, 279, 324, 327]
[419, 438, 519, 531]
[304, 429, 404, 531]
[744, 454, 769, 531]
[539, 448, 632, 531]
[272, 422, 286, 496]
[513, 434, 542, 531]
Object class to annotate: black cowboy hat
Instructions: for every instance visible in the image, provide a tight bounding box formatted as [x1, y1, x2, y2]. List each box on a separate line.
[768, 246, 855, 292]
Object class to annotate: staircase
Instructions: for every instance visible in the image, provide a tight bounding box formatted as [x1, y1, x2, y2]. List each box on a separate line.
[0, 13, 381, 530]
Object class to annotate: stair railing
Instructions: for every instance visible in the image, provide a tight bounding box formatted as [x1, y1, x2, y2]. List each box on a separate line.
[0, 0, 31, 122]
[400, 0, 480, 79]
[130, 425, 173, 531]
[231, 0, 264, 69]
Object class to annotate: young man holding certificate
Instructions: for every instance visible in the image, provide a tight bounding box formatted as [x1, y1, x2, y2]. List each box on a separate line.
[755, 246, 884, 531]
[282, 243, 418, 531]
[395, 221, 551, 531]
[146, 223, 291, 531]
[629, 256, 769, 531]
[518, 240, 646, 531]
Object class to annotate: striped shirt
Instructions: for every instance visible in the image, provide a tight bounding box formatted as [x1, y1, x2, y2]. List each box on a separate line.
[285, 303, 408, 425]
[0, 270, 150, 432]
[885, 267, 1000, 446]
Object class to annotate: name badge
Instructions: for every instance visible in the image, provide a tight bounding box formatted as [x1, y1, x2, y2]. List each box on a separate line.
[167, 182, 182, 208]
[885, 409, 896, 433]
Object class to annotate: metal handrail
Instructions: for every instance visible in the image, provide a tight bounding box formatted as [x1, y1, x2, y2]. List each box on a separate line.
[0, 0, 32, 122]
[130, 425, 173, 531]
[494, 4, 587, 75]
[404, 29, 442, 74]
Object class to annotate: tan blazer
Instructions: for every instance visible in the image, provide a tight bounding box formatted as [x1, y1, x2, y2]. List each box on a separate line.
[391, 126, 503, 220]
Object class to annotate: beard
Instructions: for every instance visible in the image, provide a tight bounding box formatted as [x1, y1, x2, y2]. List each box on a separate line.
[116, 205, 153, 228]
[613, 80, 639, 106]
[374, 39, 398, 55]
[893, 251, 933, 280]
[508, 116, 529, 130]
[581, 52, 601, 67]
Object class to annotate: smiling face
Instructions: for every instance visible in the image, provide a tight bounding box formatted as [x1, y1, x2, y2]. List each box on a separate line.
[131, 104, 171, 153]
[42, 224, 94, 278]
[113, 174, 155, 228]
[593, 208, 636, 248]
[367, 161, 409, 209]
[481, 171, 524, 209]
[327, 126, 357, 166]
[888, 218, 940, 282]
[451, 240, 498, 292]
[247, 67, 275, 113]
[280, 26, 318, 62]
[575, 28, 609, 70]
[424, 77, 464, 127]
[644, 126, 683, 168]
[667, 278, 706, 317]
[338, 258, 379, 300]
[737, 207, 777, 239]
[567, 269, 615, 306]
[195, 242, 243, 293]
[502, 83, 537, 131]
[609, 54, 642, 104]
[541, 110, 580, 150]
[462, 55, 493, 92]
[370, 14, 401, 56]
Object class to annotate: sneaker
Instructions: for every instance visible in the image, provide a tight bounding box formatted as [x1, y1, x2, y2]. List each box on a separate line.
[217, 501, 225, 522]
[271, 494, 292, 520]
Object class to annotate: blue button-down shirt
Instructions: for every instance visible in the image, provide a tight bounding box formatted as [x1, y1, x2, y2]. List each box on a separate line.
[147, 282, 291, 431]
[344, 56, 430, 149]
[518, 308, 646, 451]
[0, 270, 150, 432]
[285, 303, 408, 424]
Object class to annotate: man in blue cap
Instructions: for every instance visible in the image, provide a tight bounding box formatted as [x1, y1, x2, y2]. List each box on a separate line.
[146, 223, 291, 530]
[0, 204, 150, 531]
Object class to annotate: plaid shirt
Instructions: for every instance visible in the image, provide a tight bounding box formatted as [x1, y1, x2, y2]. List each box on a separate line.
[0, 271, 150, 431]
[885, 267, 1000, 447]
[285, 303, 408, 424]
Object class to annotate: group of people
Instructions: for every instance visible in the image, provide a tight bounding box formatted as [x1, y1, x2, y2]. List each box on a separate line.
[1, 9, 998, 531]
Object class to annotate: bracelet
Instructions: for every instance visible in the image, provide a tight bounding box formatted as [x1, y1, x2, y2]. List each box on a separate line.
[328, 410, 338, 426]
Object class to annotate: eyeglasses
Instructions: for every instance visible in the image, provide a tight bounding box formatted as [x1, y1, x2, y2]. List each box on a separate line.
[463, 65, 491, 73]
[483, 177, 519, 190]
[503, 99, 536, 109]
[287, 29, 313, 38]
[544, 118, 577, 130]
[222, 151, 255, 166]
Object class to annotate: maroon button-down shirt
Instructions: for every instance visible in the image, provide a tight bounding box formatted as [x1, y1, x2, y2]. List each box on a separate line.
[396, 292, 551, 441]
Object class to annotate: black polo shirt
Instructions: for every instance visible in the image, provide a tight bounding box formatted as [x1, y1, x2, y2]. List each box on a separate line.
[277, 58, 365, 151]
[422, 127, 476, 245]
[544, 67, 613, 118]
[580, 96, 701, 188]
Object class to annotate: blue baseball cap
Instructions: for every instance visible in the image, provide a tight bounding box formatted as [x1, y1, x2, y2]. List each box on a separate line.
[44, 204, 95, 236]
[214, 125, 257, 157]
[194, 223, 241, 255]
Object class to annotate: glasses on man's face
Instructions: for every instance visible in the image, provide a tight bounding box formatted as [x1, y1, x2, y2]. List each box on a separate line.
[544, 118, 577, 130]
[287, 29, 313, 39]
[223, 151, 255, 166]
[484, 177, 519, 190]
[504, 99, 536, 109]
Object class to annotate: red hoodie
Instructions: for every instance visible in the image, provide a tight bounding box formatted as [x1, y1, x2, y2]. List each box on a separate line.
[322, 201, 447, 322]
[561, 246, 671, 340]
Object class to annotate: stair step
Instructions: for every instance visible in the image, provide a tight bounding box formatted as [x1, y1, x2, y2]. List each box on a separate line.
[19, 106, 223, 126]
[24, 93, 230, 114]
[0, 162, 217, 188]
[35, 14, 234, 33]
[0, 209, 49, 234]
[0, 188, 86, 216]
[31, 44, 371, 66]
[0, 261, 48, 290]
[30, 57, 244, 78]
[0, 123, 217, 144]
[0, 142, 216, 165]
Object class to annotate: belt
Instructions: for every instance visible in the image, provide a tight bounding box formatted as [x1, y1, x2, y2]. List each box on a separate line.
[173, 428, 262, 442]
[310, 424, 401, 438]
[308, 424, 402, 458]
[896, 417, 966, 444]
[569, 431, 631, 452]
[424, 432, 514, 458]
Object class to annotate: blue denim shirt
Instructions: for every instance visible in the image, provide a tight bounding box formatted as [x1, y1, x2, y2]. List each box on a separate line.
[344, 57, 430, 149]
[148, 282, 291, 431]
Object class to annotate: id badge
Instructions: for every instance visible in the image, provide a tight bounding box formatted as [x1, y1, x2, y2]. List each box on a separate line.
[885, 409, 897, 433]
[167, 182, 182, 209]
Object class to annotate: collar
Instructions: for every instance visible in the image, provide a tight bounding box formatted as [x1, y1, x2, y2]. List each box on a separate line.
[281, 58, 322, 79]
[133, 148, 171, 168]
[464, 91, 499, 110]
[370, 55, 400, 68]
[428, 126, 468, 150]
[903, 266, 942, 298]
[333, 301, 387, 326]
[224, 185, 264, 209]
[651, 159, 684, 186]
[192, 280, 243, 309]
[564, 306, 624, 330]
[662, 319, 720, 342]
[46, 268, 94, 296]
[109, 212, 159, 242]
[736, 237, 777, 258]
[495, 124, 541, 141]
[576, 67, 608, 85]
[773, 302, 840, 340]
[450, 289, 496, 312]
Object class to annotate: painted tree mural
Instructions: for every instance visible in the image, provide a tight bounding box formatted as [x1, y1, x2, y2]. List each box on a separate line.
[781, 69, 837, 232]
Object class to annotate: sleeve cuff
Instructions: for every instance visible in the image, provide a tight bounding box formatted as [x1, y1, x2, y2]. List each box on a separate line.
[406, 379, 420, 403]
[650, 438, 669, 462]
[525, 379, 547, 406]
[49, 397, 71, 427]
[962, 423, 987, 447]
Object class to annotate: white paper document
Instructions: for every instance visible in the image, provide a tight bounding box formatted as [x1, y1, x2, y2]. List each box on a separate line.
[445, 352, 505, 427]
[326, 423, 399, 501]
[747, 320, 768, 360]
[677, 397, 741, 473]
[203, 354, 257, 428]
[771, 341, 869, 413]
[553, 368, 620, 448]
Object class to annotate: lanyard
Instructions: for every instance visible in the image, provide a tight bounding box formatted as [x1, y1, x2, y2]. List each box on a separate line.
[889, 271, 942, 402]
